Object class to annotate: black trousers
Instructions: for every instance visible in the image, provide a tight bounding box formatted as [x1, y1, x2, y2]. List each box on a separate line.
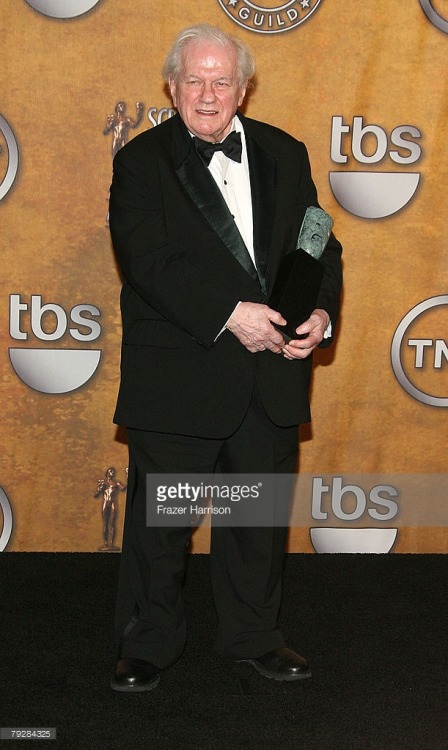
[114, 389, 299, 668]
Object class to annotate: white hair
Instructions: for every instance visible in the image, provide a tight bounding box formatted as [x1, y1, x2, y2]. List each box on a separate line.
[162, 23, 255, 87]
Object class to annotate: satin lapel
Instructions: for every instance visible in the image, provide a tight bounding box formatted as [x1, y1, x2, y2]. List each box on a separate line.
[246, 132, 277, 296]
[176, 145, 260, 285]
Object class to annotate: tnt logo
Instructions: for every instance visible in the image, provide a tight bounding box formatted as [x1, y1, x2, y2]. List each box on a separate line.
[0, 113, 19, 202]
[329, 115, 422, 219]
[419, 0, 448, 34]
[391, 295, 448, 407]
[9, 294, 102, 394]
[0, 487, 13, 552]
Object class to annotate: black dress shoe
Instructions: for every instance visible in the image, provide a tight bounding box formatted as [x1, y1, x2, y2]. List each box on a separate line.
[236, 647, 311, 681]
[110, 658, 161, 693]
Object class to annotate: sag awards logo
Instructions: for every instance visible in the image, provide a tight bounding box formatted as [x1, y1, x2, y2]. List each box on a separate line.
[147, 107, 177, 128]
[103, 102, 175, 222]
[419, 0, 448, 33]
[0, 487, 13, 552]
[0, 114, 19, 202]
[103, 102, 145, 160]
[8, 294, 102, 394]
[217, 0, 323, 34]
[391, 295, 448, 407]
[102, 101, 176, 160]
[24, 0, 101, 18]
[329, 116, 422, 219]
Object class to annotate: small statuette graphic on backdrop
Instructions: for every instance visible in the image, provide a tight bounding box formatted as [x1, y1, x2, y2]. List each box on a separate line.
[93, 467, 127, 552]
[103, 101, 144, 159]
[103, 101, 144, 225]
[297, 206, 334, 259]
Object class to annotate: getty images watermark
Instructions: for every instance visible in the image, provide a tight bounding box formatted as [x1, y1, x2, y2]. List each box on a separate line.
[146, 473, 448, 528]
[147, 474, 294, 528]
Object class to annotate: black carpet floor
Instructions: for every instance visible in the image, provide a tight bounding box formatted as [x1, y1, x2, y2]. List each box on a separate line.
[0, 553, 446, 750]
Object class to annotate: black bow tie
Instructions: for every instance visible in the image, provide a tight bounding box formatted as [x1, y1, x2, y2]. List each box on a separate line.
[194, 131, 242, 166]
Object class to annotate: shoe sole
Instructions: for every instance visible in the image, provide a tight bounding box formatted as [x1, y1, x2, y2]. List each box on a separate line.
[237, 660, 312, 682]
[110, 674, 161, 693]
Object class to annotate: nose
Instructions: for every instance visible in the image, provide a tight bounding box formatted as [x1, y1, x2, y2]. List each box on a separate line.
[200, 82, 216, 103]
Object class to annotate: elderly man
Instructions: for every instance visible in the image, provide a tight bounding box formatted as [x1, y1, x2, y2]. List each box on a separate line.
[109, 23, 342, 692]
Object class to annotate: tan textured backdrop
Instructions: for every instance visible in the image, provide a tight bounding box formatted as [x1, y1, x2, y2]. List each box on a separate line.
[1, 0, 447, 552]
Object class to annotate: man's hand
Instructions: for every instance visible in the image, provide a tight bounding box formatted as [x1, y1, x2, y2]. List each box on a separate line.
[226, 302, 286, 353]
[282, 309, 330, 360]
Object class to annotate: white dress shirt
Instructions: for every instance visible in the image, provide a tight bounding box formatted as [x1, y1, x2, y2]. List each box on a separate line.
[207, 116, 256, 268]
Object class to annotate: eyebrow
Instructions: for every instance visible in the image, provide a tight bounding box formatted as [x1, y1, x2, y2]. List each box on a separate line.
[183, 74, 234, 82]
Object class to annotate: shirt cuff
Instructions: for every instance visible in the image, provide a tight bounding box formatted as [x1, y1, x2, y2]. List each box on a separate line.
[323, 320, 332, 339]
[215, 301, 242, 341]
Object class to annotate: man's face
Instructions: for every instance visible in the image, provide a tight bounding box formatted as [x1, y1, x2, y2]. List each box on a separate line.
[169, 41, 247, 143]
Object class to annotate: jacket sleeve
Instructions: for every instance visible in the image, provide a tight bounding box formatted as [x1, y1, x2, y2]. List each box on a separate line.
[109, 142, 256, 349]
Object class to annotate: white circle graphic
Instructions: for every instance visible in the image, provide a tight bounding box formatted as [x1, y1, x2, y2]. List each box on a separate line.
[217, 0, 322, 34]
[310, 528, 398, 554]
[419, 0, 448, 33]
[9, 348, 101, 394]
[0, 487, 13, 552]
[0, 114, 19, 201]
[329, 172, 420, 219]
[391, 295, 448, 407]
[25, 0, 101, 18]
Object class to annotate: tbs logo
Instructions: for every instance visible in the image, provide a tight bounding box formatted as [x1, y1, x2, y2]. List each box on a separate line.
[329, 116, 422, 219]
[310, 477, 399, 553]
[9, 294, 101, 394]
[25, 0, 101, 18]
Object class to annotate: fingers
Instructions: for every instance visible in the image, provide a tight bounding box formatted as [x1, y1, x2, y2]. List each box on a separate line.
[241, 330, 285, 354]
[281, 328, 322, 359]
[265, 307, 287, 327]
[225, 303, 330, 359]
[226, 302, 286, 353]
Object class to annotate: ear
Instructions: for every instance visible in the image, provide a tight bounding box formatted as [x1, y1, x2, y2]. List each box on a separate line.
[237, 81, 248, 107]
[168, 78, 177, 106]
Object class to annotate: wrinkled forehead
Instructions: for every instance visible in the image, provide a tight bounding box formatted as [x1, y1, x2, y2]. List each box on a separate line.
[180, 40, 238, 78]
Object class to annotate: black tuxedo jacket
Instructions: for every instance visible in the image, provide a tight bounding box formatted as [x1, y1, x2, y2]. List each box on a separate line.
[109, 112, 342, 438]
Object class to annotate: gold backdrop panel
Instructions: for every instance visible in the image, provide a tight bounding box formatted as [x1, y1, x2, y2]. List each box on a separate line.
[0, 0, 446, 552]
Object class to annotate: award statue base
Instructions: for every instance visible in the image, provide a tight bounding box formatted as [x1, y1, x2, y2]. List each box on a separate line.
[268, 249, 324, 342]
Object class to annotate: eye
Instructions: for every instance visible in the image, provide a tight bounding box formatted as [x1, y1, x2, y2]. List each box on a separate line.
[214, 81, 230, 90]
